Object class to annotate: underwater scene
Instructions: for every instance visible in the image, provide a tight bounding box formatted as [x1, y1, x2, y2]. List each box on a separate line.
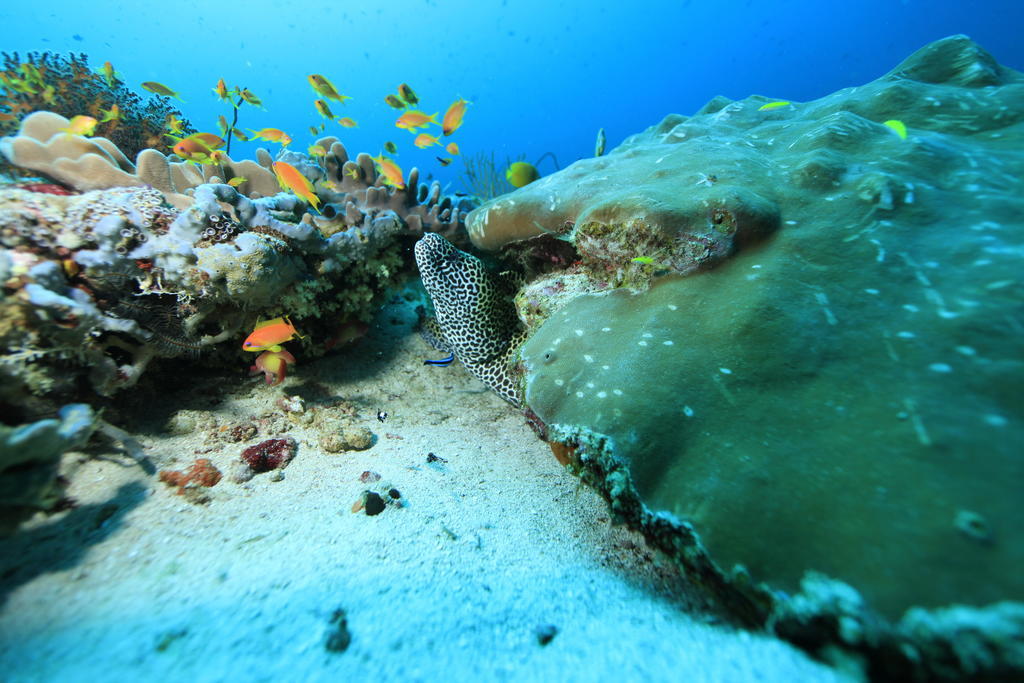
[0, 1, 1022, 680]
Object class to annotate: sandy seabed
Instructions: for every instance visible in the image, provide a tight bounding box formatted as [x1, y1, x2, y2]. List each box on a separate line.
[0, 299, 847, 682]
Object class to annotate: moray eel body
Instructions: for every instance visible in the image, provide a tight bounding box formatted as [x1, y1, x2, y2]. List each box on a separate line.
[414, 233, 525, 407]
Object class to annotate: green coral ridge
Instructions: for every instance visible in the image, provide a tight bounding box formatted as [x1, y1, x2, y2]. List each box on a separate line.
[414, 233, 526, 406]
[430, 35, 1024, 679]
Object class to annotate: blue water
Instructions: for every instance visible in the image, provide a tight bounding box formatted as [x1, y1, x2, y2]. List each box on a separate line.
[2, 0, 1020, 190]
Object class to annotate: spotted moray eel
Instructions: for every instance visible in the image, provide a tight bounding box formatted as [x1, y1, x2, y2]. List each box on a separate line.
[414, 233, 526, 407]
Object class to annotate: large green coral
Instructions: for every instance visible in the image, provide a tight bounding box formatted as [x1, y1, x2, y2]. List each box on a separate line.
[431, 35, 1024, 679]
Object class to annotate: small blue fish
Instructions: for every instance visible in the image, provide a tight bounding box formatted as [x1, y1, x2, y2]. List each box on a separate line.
[423, 353, 455, 366]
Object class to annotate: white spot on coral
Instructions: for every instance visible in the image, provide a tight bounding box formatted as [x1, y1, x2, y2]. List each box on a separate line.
[597, 391, 607, 398]
[955, 346, 976, 356]
[663, 340, 674, 346]
[553, 337, 562, 346]
[586, 382, 595, 388]
[601, 327, 611, 332]
[896, 331, 916, 339]
[984, 414, 1008, 427]
[602, 364, 609, 370]
[583, 354, 594, 363]
[668, 304, 678, 311]
[642, 332, 653, 338]
[751, 264, 762, 269]
[903, 304, 920, 313]
[683, 405, 695, 417]
[638, 341, 648, 347]
[784, 220, 798, 225]
[575, 391, 585, 398]
[613, 389, 623, 396]
[864, 288, 880, 295]
[574, 329, 584, 337]
[720, 367, 732, 375]
[929, 363, 953, 373]
[554, 379, 564, 386]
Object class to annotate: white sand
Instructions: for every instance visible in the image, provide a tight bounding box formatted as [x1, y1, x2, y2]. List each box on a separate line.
[0, 300, 847, 681]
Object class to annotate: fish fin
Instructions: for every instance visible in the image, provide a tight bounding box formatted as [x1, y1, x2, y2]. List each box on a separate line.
[253, 317, 285, 330]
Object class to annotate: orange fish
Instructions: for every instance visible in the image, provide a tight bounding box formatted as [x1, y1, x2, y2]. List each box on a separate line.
[395, 109, 438, 131]
[414, 132, 440, 149]
[445, 142, 460, 155]
[213, 78, 234, 102]
[273, 161, 322, 210]
[165, 113, 184, 135]
[61, 115, 98, 137]
[370, 154, 405, 189]
[251, 349, 297, 385]
[100, 61, 120, 88]
[337, 117, 358, 128]
[247, 128, 292, 146]
[243, 317, 302, 352]
[442, 98, 469, 136]
[172, 137, 213, 162]
[187, 132, 226, 149]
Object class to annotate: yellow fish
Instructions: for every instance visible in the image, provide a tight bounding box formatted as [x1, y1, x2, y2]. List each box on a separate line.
[239, 88, 264, 109]
[384, 141, 398, 154]
[370, 154, 405, 189]
[227, 176, 247, 187]
[345, 167, 360, 180]
[314, 99, 335, 119]
[883, 119, 908, 140]
[396, 109, 438, 131]
[446, 142, 460, 156]
[273, 161, 322, 210]
[61, 115, 98, 137]
[506, 161, 539, 188]
[165, 114, 184, 135]
[631, 256, 655, 264]
[99, 104, 122, 123]
[232, 128, 249, 141]
[142, 81, 184, 101]
[308, 126, 320, 136]
[308, 144, 328, 157]
[384, 94, 407, 109]
[247, 128, 292, 146]
[308, 74, 352, 103]
[217, 115, 229, 136]
[40, 84, 57, 105]
[397, 83, 418, 106]
[337, 117, 358, 128]
[442, 98, 469, 136]
[414, 132, 440, 149]
[100, 61, 120, 88]
[19, 63, 44, 86]
[758, 100, 791, 111]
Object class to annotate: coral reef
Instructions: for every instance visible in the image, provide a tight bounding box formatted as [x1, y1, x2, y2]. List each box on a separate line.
[420, 35, 1024, 678]
[0, 51, 193, 162]
[0, 113, 475, 410]
[0, 403, 95, 534]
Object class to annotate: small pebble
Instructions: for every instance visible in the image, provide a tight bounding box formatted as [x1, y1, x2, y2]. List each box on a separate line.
[535, 624, 558, 646]
[363, 492, 385, 516]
